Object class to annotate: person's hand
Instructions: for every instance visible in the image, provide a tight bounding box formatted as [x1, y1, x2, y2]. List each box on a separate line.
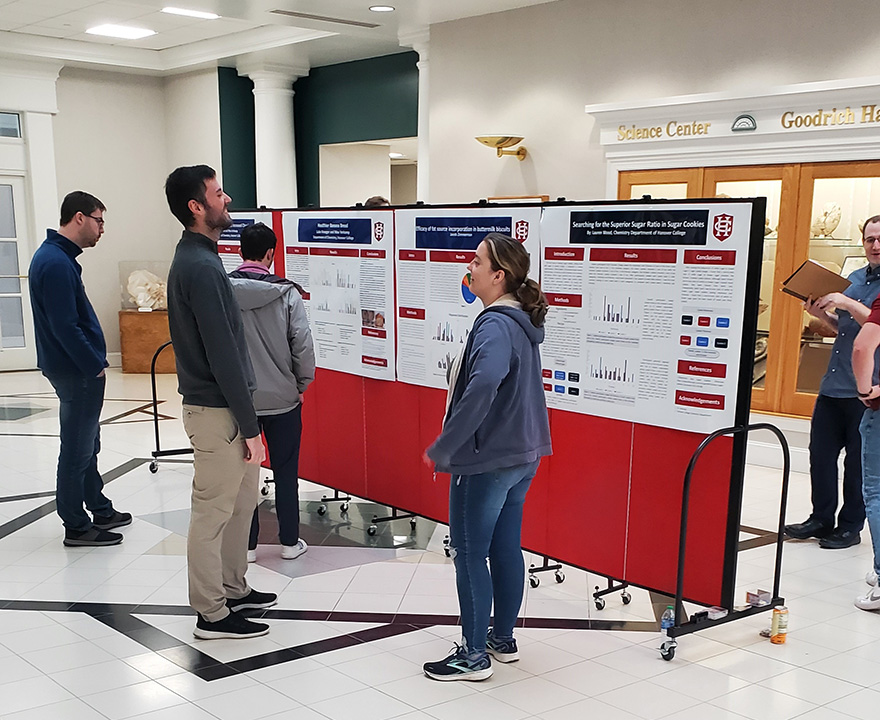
[814, 292, 850, 315]
[422, 451, 433, 470]
[244, 435, 265, 465]
[861, 385, 880, 407]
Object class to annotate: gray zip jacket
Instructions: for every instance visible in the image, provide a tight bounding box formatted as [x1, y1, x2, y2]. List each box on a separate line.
[228, 273, 316, 416]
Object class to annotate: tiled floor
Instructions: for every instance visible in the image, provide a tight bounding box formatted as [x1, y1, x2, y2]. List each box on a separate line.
[0, 369, 878, 719]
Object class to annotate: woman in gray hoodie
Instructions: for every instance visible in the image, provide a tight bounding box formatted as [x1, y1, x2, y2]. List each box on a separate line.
[423, 233, 552, 682]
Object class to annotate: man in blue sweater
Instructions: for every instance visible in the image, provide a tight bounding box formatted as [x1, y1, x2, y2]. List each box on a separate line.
[29, 191, 131, 547]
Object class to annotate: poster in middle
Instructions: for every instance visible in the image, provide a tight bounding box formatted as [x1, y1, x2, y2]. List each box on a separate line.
[395, 206, 543, 389]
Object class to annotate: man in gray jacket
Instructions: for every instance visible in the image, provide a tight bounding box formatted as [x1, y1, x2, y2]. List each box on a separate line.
[229, 222, 316, 562]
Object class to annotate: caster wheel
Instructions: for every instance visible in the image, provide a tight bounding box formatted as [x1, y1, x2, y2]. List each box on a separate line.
[529, 575, 540, 588]
[444, 547, 451, 557]
[660, 641, 676, 661]
[410, 518, 417, 528]
[595, 597, 606, 611]
[367, 524, 378, 536]
[555, 571, 565, 584]
[340, 502, 349, 513]
[261, 485, 269, 496]
[621, 591, 632, 605]
[149, 461, 158, 474]
[317, 504, 327, 516]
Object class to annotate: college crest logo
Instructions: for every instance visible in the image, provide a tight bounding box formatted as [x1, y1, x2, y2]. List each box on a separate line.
[713, 214, 733, 241]
[514, 220, 529, 241]
[374, 222, 385, 242]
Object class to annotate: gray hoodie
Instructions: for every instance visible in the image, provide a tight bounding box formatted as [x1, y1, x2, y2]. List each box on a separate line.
[228, 276, 316, 416]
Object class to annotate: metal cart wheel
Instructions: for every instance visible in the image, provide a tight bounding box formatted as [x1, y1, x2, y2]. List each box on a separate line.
[340, 502, 350, 513]
[529, 575, 540, 588]
[149, 461, 158, 474]
[555, 570, 565, 583]
[595, 597, 606, 611]
[317, 504, 327, 516]
[621, 591, 632, 604]
[660, 640, 676, 661]
[367, 524, 378, 536]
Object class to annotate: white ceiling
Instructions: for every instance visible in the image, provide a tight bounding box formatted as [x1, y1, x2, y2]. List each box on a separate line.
[0, 0, 557, 74]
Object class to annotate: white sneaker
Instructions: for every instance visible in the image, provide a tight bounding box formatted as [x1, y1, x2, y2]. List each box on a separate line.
[867, 570, 878, 586]
[855, 586, 880, 611]
[281, 539, 308, 560]
[247, 549, 256, 563]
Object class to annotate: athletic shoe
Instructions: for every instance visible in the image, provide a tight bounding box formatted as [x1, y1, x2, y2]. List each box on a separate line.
[281, 539, 308, 560]
[486, 631, 519, 662]
[423, 644, 493, 682]
[92, 510, 132, 530]
[247, 549, 256, 563]
[855, 586, 880, 611]
[193, 612, 269, 639]
[227, 588, 277, 612]
[867, 570, 878, 586]
[63, 526, 123, 547]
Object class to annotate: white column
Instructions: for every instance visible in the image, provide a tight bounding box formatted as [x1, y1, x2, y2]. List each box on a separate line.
[400, 29, 430, 202]
[237, 60, 308, 208]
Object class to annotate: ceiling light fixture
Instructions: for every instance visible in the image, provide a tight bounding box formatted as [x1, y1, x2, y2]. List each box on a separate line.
[389, 152, 405, 159]
[369, 6, 395, 12]
[162, 7, 221, 20]
[86, 24, 156, 39]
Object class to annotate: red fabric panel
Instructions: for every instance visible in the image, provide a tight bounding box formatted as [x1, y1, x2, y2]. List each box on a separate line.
[363, 379, 422, 513]
[312, 369, 367, 497]
[298, 372, 322, 482]
[535, 411, 631, 581]
[418, 386, 451, 523]
[626, 424, 732, 605]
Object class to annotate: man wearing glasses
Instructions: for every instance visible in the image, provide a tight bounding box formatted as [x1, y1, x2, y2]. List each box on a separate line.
[29, 191, 131, 547]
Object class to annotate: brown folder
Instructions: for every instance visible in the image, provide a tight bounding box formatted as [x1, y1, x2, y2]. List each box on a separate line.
[781, 259, 851, 302]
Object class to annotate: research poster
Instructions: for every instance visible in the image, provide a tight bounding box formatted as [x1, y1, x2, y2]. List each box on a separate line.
[395, 207, 543, 389]
[281, 210, 395, 381]
[219, 212, 273, 273]
[539, 203, 757, 434]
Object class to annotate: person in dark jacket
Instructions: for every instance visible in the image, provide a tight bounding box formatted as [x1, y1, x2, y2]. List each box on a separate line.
[165, 165, 274, 641]
[422, 233, 552, 682]
[228, 222, 315, 563]
[29, 191, 131, 547]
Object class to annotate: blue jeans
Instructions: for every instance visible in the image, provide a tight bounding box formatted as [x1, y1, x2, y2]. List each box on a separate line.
[249, 404, 302, 549]
[47, 374, 113, 531]
[449, 459, 539, 656]
[861, 409, 880, 574]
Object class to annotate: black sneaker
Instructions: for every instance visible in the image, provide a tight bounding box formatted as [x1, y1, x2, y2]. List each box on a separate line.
[486, 630, 519, 662]
[423, 644, 493, 681]
[63, 526, 123, 547]
[226, 588, 277, 612]
[193, 612, 269, 640]
[92, 510, 132, 530]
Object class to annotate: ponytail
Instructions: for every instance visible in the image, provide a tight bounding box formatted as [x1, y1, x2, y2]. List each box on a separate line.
[514, 277, 549, 328]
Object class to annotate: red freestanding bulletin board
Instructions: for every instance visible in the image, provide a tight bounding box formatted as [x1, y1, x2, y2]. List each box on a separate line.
[260, 199, 764, 610]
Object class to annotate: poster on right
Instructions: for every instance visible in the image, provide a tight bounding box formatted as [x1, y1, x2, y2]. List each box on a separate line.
[540, 202, 759, 434]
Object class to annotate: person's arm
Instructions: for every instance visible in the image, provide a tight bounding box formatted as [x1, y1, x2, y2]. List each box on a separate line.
[39, 261, 106, 376]
[813, 291, 873, 327]
[286, 290, 315, 394]
[854, 321, 880, 404]
[427, 316, 512, 466]
[188, 268, 260, 439]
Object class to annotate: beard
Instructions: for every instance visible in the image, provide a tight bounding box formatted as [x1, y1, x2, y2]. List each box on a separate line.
[205, 205, 232, 232]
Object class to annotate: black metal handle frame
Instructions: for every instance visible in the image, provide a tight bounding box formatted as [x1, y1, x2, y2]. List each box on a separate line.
[668, 422, 790, 637]
[150, 340, 193, 462]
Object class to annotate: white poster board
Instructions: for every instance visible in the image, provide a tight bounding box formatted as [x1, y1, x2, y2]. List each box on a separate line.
[540, 202, 756, 434]
[220, 212, 273, 273]
[395, 207, 542, 389]
[281, 210, 395, 381]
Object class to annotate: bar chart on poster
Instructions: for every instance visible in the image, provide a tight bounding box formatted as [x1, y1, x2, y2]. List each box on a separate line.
[394, 207, 542, 389]
[281, 210, 395, 380]
[540, 203, 756, 434]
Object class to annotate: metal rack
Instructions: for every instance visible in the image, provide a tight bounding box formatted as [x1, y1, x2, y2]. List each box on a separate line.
[148, 340, 192, 473]
[659, 422, 790, 660]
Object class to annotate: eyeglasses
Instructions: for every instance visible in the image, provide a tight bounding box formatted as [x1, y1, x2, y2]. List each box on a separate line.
[85, 214, 105, 226]
[864, 236, 880, 244]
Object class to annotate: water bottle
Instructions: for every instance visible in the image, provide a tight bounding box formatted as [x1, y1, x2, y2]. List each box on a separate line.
[660, 605, 675, 635]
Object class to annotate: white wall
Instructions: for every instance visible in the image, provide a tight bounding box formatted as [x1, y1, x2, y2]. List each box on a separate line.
[319, 143, 390, 207]
[428, 0, 880, 203]
[163, 69, 223, 177]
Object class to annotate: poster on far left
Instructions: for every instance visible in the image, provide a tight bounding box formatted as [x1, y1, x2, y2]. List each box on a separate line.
[220, 212, 274, 273]
[281, 210, 395, 381]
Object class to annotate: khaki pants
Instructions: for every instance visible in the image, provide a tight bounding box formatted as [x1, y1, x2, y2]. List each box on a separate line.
[182, 405, 259, 621]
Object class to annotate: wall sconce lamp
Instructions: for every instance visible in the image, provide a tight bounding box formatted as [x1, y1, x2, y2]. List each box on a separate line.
[475, 135, 527, 161]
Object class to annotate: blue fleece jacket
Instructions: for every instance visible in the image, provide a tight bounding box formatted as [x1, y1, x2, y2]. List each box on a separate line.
[29, 230, 108, 378]
[427, 305, 552, 475]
